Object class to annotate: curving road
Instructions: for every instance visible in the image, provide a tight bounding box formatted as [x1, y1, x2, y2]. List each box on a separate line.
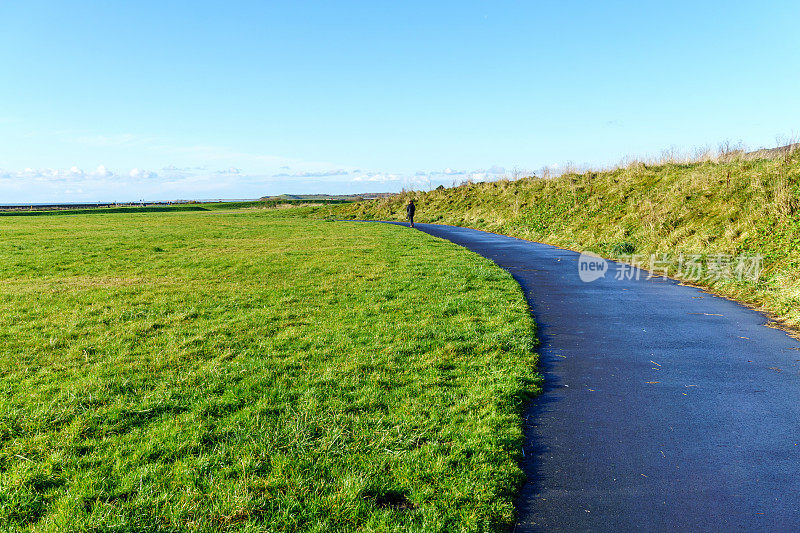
[398, 222, 800, 532]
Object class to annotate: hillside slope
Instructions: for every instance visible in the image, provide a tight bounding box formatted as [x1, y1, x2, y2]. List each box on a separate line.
[325, 152, 800, 329]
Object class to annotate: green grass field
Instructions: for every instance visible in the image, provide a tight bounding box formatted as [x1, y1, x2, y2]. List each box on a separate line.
[330, 151, 800, 330]
[0, 207, 539, 531]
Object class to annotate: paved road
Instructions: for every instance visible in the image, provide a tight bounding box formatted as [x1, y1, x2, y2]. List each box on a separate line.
[400, 222, 800, 532]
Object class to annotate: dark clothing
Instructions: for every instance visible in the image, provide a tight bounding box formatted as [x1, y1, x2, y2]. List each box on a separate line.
[406, 202, 415, 227]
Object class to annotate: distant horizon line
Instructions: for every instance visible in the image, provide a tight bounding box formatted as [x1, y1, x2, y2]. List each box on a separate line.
[0, 193, 397, 208]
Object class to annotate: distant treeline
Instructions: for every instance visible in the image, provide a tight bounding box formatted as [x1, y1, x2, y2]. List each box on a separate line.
[0, 204, 208, 217]
[0, 198, 355, 217]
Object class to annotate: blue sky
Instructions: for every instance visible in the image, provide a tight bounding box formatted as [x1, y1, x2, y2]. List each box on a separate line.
[1, 1, 798, 202]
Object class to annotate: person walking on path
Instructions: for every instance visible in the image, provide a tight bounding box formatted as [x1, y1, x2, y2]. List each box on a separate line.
[406, 200, 416, 228]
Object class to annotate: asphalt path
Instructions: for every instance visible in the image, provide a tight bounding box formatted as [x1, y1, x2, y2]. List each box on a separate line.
[393, 222, 800, 532]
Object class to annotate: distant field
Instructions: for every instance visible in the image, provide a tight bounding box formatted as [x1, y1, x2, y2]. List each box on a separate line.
[0, 199, 352, 216]
[0, 207, 538, 531]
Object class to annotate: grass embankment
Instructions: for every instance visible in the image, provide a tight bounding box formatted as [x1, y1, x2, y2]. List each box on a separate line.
[0, 208, 538, 531]
[330, 152, 800, 329]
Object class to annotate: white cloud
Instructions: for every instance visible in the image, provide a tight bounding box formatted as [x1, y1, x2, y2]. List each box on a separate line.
[443, 168, 465, 175]
[351, 172, 401, 183]
[0, 157, 521, 202]
[216, 167, 241, 175]
[9, 167, 87, 182]
[413, 166, 507, 181]
[0, 164, 154, 184]
[93, 165, 113, 178]
[273, 169, 350, 178]
[129, 168, 157, 179]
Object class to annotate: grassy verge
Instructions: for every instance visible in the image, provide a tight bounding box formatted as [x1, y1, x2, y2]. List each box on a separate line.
[327, 153, 800, 330]
[0, 207, 538, 531]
